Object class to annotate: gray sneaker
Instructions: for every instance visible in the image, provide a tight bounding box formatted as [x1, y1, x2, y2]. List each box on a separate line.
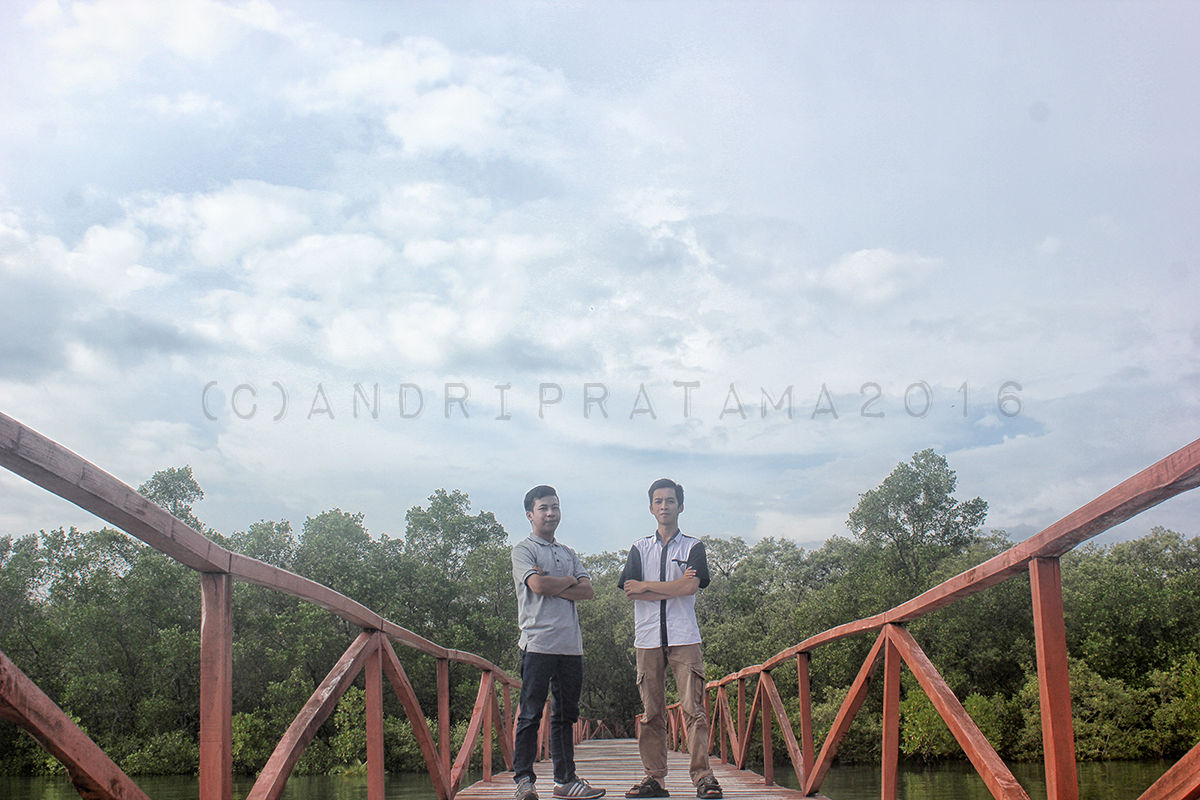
[516, 777, 539, 800]
[554, 777, 606, 798]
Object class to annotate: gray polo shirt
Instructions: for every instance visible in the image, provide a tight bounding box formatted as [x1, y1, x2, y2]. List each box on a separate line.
[512, 534, 589, 655]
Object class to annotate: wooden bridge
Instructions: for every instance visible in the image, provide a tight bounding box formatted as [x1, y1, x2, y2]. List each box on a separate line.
[1, 408, 1199, 800]
[454, 739, 830, 800]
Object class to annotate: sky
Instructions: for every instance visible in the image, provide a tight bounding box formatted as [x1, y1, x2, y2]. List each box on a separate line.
[0, 0, 1197, 561]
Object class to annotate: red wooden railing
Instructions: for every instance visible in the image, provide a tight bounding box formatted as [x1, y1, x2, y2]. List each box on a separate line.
[5, 408, 1199, 800]
[664, 434, 1200, 800]
[0, 410, 539, 800]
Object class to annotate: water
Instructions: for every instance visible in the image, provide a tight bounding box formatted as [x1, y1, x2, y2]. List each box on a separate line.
[0, 761, 1172, 800]
[772, 759, 1172, 800]
[0, 772, 440, 800]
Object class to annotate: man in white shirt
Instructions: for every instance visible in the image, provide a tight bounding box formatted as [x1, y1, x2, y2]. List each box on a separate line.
[618, 479, 722, 800]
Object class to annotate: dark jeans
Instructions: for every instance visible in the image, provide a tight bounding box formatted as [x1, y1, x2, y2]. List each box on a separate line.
[513, 651, 583, 785]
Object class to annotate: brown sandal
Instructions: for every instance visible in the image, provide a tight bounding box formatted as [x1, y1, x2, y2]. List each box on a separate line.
[625, 777, 669, 798]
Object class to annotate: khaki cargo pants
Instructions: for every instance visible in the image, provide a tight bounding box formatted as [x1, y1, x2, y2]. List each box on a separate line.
[635, 644, 713, 786]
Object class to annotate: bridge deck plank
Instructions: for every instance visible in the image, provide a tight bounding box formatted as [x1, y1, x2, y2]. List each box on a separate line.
[456, 739, 828, 800]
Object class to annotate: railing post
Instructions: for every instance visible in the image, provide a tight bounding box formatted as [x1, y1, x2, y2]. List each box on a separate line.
[199, 572, 232, 800]
[438, 658, 451, 779]
[483, 672, 494, 782]
[1030, 557, 1079, 800]
[704, 687, 712, 757]
[737, 677, 746, 761]
[762, 680, 774, 787]
[366, 634, 385, 800]
[797, 653, 814, 777]
[540, 697, 552, 761]
[718, 687, 729, 764]
[881, 636, 901, 800]
[504, 683, 513, 752]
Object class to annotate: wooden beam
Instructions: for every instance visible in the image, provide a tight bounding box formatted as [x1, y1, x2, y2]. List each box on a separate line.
[503, 683, 513, 759]
[1030, 558, 1079, 800]
[796, 653, 814, 777]
[539, 697, 551, 761]
[1138, 739, 1200, 800]
[736, 677, 764, 771]
[887, 626, 1030, 800]
[247, 632, 374, 800]
[716, 686, 738, 764]
[199, 572, 233, 800]
[492, 689, 514, 771]
[483, 674, 494, 782]
[737, 677, 746, 765]
[0, 412, 527, 685]
[366, 635, 385, 800]
[755, 435, 1200, 670]
[759, 672, 805, 789]
[804, 631, 886, 797]
[0, 411, 230, 572]
[380, 638, 451, 800]
[881, 639, 901, 800]
[451, 671, 496, 793]
[0, 650, 150, 800]
[439, 658, 452, 779]
[762, 682, 774, 787]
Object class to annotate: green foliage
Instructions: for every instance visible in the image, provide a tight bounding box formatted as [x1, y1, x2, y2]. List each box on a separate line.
[228, 519, 295, 568]
[699, 536, 812, 680]
[1063, 528, 1200, 682]
[333, 686, 368, 764]
[847, 450, 988, 605]
[3, 458, 1199, 778]
[121, 730, 198, 775]
[138, 466, 206, 532]
[1011, 658, 1198, 762]
[294, 737, 336, 775]
[577, 550, 639, 727]
[900, 686, 957, 760]
[909, 537, 1033, 695]
[899, 683, 1011, 762]
[1177, 653, 1200, 743]
[231, 712, 273, 775]
[384, 716, 434, 773]
[810, 684, 881, 764]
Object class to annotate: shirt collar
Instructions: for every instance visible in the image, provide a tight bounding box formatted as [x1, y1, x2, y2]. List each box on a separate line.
[654, 529, 681, 546]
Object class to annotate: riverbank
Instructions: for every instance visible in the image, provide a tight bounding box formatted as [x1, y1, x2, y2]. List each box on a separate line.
[1, 759, 1174, 800]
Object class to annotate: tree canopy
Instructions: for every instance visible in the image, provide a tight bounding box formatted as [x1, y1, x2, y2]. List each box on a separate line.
[2, 452, 1198, 776]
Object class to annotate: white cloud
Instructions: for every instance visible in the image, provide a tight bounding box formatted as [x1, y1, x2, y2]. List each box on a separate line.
[0, 0, 1197, 563]
[285, 35, 572, 163]
[812, 248, 942, 305]
[39, 0, 285, 89]
[31, 221, 174, 298]
[242, 232, 395, 300]
[133, 181, 343, 270]
[142, 91, 236, 127]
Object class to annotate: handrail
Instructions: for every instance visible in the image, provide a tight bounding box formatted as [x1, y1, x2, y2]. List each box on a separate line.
[0, 410, 527, 800]
[670, 434, 1200, 800]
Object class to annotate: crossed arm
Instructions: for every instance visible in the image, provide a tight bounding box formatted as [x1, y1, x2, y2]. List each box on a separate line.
[622, 566, 698, 602]
[527, 568, 594, 600]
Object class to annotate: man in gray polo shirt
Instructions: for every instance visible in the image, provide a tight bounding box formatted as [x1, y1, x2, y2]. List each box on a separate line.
[511, 485, 605, 800]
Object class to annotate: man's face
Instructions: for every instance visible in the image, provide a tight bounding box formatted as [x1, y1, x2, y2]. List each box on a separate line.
[650, 488, 682, 528]
[527, 494, 561, 539]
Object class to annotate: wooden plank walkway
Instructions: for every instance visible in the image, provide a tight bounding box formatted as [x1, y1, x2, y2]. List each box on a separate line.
[457, 739, 828, 800]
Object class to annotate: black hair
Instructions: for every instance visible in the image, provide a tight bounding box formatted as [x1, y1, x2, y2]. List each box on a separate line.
[647, 478, 683, 505]
[524, 485, 558, 512]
